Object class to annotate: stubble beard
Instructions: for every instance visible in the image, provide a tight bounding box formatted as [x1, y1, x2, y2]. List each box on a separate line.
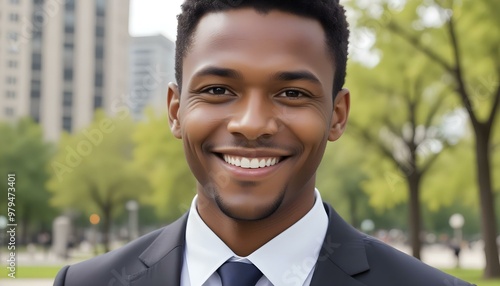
[211, 183, 287, 222]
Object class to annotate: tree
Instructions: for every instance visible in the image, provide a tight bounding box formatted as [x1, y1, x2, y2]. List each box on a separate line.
[345, 26, 459, 257]
[0, 118, 55, 244]
[318, 135, 370, 229]
[47, 111, 149, 252]
[132, 109, 194, 222]
[350, 0, 500, 277]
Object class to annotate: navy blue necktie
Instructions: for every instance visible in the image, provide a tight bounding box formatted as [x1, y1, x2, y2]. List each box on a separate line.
[217, 261, 263, 286]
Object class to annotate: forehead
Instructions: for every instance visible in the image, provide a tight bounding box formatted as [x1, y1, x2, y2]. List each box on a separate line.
[183, 8, 334, 84]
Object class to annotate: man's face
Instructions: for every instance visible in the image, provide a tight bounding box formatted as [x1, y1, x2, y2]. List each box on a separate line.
[168, 8, 349, 221]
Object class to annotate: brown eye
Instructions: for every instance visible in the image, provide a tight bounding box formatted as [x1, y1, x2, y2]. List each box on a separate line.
[279, 90, 306, 99]
[201, 86, 233, 96]
[210, 87, 227, 95]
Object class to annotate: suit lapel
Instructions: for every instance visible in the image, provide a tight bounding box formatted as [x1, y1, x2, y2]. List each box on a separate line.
[310, 203, 369, 286]
[129, 213, 188, 286]
[127, 203, 369, 286]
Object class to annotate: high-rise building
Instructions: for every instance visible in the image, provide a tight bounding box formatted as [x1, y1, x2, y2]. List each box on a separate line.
[0, 0, 129, 141]
[129, 34, 175, 120]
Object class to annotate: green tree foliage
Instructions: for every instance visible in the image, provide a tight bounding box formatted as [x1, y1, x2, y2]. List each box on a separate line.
[345, 33, 458, 258]
[349, 0, 500, 277]
[47, 111, 149, 252]
[0, 118, 55, 243]
[318, 135, 370, 228]
[132, 109, 195, 223]
[319, 134, 411, 230]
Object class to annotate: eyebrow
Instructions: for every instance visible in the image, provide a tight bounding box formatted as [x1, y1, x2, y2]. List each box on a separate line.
[273, 70, 321, 84]
[193, 66, 321, 84]
[193, 66, 243, 79]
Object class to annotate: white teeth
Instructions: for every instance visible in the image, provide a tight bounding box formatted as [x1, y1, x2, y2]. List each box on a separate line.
[223, 155, 281, 169]
[241, 158, 250, 168]
[259, 159, 266, 168]
[250, 159, 259, 169]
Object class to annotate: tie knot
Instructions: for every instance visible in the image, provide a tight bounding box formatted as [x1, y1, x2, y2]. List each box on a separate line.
[217, 261, 263, 286]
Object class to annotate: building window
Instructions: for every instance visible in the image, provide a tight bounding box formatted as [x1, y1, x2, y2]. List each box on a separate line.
[62, 116, 72, 132]
[9, 13, 19, 22]
[31, 90, 41, 98]
[96, 0, 106, 17]
[95, 46, 104, 59]
[63, 92, 72, 106]
[6, 91, 16, 98]
[64, 69, 73, 80]
[95, 72, 104, 87]
[32, 53, 42, 70]
[94, 96, 103, 109]
[6, 77, 17, 84]
[5, 107, 15, 117]
[8, 60, 18, 68]
[95, 26, 105, 37]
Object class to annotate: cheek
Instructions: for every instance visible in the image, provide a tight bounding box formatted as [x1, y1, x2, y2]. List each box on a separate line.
[284, 109, 331, 149]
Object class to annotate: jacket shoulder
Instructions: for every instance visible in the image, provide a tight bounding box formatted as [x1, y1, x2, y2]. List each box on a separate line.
[359, 236, 474, 286]
[53, 216, 185, 286]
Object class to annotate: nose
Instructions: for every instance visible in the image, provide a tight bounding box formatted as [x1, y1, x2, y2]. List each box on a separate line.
[227, 93, 279, 140]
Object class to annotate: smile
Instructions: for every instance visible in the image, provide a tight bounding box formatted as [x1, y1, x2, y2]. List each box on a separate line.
[223, 155, 281, 169]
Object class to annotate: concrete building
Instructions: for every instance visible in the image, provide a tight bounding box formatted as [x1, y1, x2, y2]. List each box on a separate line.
[129, 34, 175, 120]
[0, 0, 129, 141]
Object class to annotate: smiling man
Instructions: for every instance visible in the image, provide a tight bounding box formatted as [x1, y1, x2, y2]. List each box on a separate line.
[54, 1, 473, 285]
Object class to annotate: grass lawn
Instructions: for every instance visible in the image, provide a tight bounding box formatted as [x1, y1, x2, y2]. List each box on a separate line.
[1, 265, 62, 279]
[442, 268, 500, 286]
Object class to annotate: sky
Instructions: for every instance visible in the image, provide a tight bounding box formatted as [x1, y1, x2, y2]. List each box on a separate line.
[129, 0, 184, 41]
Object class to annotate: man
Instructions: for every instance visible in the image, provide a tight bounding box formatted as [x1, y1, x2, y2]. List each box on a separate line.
[54, 0, 473, 285]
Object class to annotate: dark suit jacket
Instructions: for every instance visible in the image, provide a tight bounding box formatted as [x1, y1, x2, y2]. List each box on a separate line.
[53, 203, 473, 286]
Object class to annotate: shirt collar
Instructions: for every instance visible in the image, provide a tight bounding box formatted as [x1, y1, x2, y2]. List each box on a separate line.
[185, 189, 328, 286]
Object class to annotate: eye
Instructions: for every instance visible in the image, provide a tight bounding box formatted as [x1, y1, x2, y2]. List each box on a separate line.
[202, 87, 233, 95]
[278, 90, 307, 99]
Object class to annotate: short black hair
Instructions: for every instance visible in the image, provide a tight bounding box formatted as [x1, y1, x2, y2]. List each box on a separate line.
[175, 0, 349, 96]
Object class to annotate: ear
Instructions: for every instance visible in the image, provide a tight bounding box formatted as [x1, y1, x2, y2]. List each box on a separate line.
[167, 82, 182, 139]
[328, 88, 350, 142]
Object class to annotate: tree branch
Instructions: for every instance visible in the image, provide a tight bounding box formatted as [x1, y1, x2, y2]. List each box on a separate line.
[487, 69, 500, 127]
[349, 122, 404, 171]
[424, 93, 447, 129]
[420, 141, 452, 174]
[447, 12, 479, 126]
[386, 21, 453, 73]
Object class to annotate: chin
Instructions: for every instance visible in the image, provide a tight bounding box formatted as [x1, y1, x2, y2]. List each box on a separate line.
[214, 191, 285, 221]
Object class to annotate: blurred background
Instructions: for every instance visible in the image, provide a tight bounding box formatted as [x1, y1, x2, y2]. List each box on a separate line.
[0, 0, 498, 284]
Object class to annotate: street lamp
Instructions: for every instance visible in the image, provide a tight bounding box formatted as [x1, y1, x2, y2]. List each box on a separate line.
[449, 213, 464, 243]
[126, 200, 139, 241]
[89, 214, 100, 255]
[449, 213, 464, 268]
[361, 219, 375, 234]
[0, 216, 7, 260]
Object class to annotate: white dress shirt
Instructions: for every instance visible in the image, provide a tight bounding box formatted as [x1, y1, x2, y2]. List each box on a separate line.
[181, 189, 329, 286]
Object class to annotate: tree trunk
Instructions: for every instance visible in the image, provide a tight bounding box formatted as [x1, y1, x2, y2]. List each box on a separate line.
[101, 205, 112, 253]
[407, 173, 422, 260]
[348, 192, 359, 228]
[474, 126, 500, 278]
